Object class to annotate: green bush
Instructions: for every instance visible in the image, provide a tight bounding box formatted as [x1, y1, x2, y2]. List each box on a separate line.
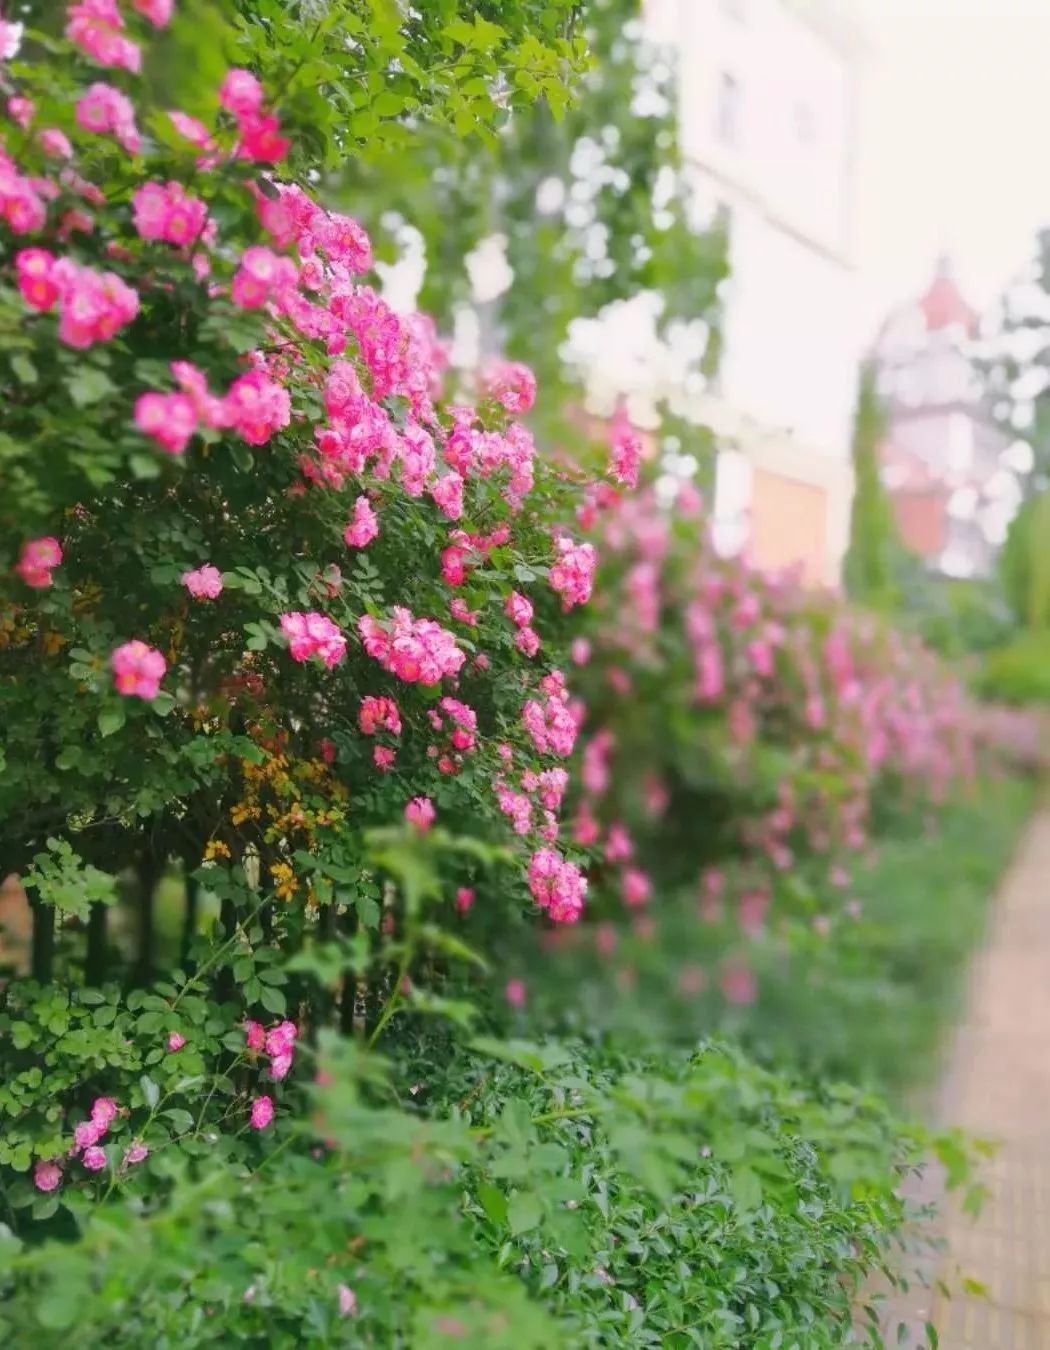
[0, 1030, 976, 1349]
[977, 632, 1050, 705]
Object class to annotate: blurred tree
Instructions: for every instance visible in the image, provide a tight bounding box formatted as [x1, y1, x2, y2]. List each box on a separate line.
[231, 0, 588, 170]
[16, 0, 588, 166]
[999, 488, 1050, 630]
[843, 360, 900, 609]
[336, 0, 728, 464]
[898, 572, 1014, 660]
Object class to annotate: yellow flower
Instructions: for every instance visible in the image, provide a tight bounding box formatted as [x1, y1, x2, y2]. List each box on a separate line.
[204, 838, 231, 861]
[230, 801, 260, 826]
[269, 861, 298, 901]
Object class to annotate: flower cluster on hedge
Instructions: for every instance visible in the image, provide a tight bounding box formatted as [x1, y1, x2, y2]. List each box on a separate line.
[0, 4, 605, 951]
[551, 482, 1037, 989]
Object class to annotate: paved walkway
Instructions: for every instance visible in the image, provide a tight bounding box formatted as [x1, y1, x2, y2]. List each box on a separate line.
[888, 810, 1050, 1349]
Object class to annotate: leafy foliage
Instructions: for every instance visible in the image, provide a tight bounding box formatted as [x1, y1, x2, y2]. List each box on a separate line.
[231, 0, 588, 169]
[0, 1029, 978, 1347]
[977, 630, 1050, 706]
[999, 487, 1050, 630]
[342, 0, 727, 456]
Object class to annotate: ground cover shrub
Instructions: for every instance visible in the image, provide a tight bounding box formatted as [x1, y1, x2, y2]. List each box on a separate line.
[0, 1027, 978, 1349]
[770, 774, 1038, 1097]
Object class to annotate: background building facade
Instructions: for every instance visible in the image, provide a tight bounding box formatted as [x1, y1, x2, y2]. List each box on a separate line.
[647, 0, 866, 585]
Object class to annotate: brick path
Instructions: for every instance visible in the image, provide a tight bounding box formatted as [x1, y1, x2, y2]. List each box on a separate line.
[886, 810, 1050, 1349]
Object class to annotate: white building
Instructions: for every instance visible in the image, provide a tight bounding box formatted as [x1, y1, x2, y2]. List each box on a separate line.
[647, 0, 866, 585]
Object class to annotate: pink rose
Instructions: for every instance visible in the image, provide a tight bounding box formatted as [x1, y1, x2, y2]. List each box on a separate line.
[219, 69, 263, 117]
[111, 640, 166, 700]
[34, 1160, 62, 1192]
[73, 1119, 101, 1152]
[505, 979, 527, 1009]
[181, 564, 223, 599]
[404, 797, 435, 833]
[91, 1097, 119, 1128]
[250, 1095, 274, 1130]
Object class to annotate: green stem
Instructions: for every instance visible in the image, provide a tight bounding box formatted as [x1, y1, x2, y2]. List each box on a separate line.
[250, 1123, 300, 1179]
[366, 944, 413, 1049]
[471, 1102, 598, 1140]
[193, 1050, 248, 1137]
[171, 895, 268, 1011]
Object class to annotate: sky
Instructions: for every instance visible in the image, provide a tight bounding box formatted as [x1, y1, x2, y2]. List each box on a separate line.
[855, 0, 1050, 326]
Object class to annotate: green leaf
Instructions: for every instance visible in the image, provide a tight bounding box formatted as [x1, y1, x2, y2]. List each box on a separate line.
[507, 1191, 542, 1235]
[36, 1277, 85, 1330]
[97, 706, 126, 738]
[476, 1182, 508, 1226]
[151, 692, 176, 716]
[442, 18, 477, 44]
[230, 442, 255, 473]
[67, 368, 115, 408]
[31, 1193, 59, 1222]
[11, 353, 37, 384]
[961, 1184, 988, 1217]
[258, 984, 286, 1015]
[162, 1108, 195, 1135]
[731, 1165, 763, 1213]
[470, 1037, 549, 1076]
[140, 1076, 160, 1111]
[128, 453, 162, 479]
[355, 894, 381, 928]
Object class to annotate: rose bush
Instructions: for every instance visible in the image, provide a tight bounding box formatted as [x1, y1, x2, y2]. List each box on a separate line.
[534, 478, 1037, 963]
[0, 0, 609, 1243]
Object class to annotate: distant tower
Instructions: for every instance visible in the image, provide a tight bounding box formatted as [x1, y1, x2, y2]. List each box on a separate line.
[874, 258, 1008, 577]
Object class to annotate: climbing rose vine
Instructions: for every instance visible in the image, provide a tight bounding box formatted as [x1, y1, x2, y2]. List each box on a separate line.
[0, 3, 609, 979]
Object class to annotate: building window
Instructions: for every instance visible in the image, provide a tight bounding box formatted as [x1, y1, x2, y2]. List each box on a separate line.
[715, 72, 740, 147]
